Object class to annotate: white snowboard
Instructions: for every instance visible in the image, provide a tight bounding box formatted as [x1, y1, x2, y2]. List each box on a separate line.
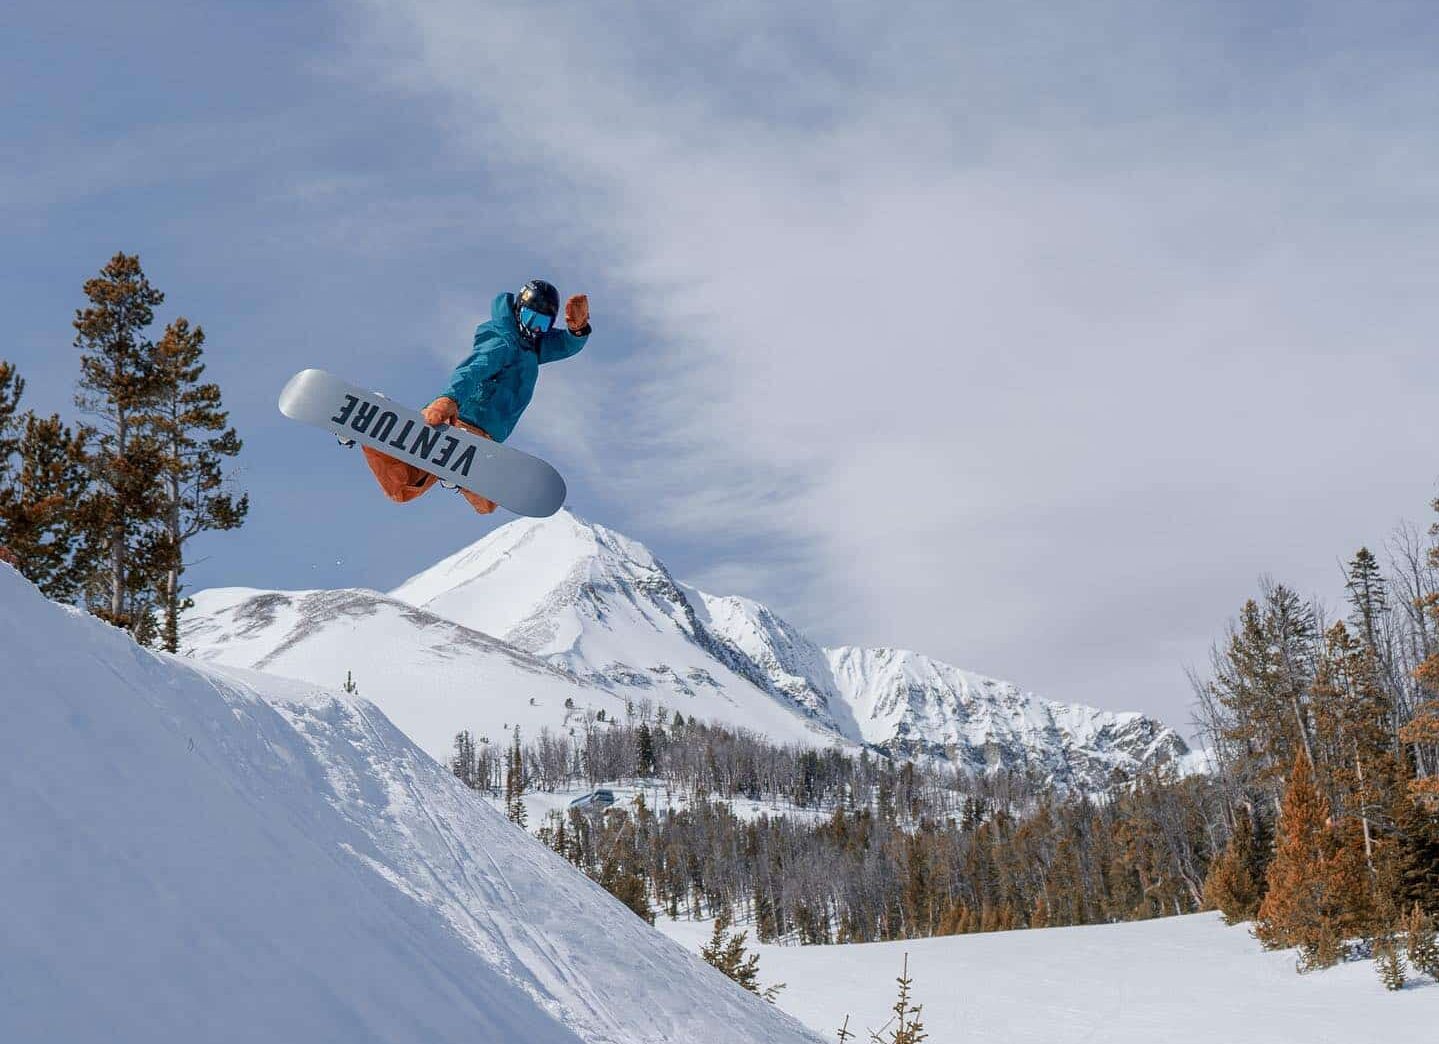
[278, 369, 566, 518]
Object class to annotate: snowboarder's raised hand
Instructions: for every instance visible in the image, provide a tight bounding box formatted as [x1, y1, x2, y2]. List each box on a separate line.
[564, 294, 590, 333]
[422, 396, 458, 427]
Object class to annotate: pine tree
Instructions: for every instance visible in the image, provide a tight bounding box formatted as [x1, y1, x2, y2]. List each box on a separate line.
[505, 727, 528, 827]
[71, 253, 167, 636]
[636, 721, 657, 777]
[1344, 547, 1389, 656]
[452, 730, 477, 789]
[146, 317, 247, 652]
[341, 670, 359, 694]
[1308, 623, 1395, 872]
[1374, 934, 1405, 991]
[0, 361, 23, 468]
[700, 912, 779, 998]
[870, 953, 926, 1044]
[1255, 752, 1343, 961]
[1409, 499, 1439, 797]
[1202, 805, 1267, 924]
[1391, 793, 1439, 915]
[598, 858, 654, 924]
[1209, 587, 1320, 806]
[1399, 698, 1439, 810]
[0, 364, 92, 600]
[1404, 902, 1439, 978]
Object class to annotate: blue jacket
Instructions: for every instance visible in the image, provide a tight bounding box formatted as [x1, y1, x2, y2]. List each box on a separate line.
[440, 292, 589, 442]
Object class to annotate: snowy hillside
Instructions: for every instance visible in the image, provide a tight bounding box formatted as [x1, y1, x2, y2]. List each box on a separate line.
[659, 913, 1434, 1042]
[188, 510, 1188, 788]
[184, 584, 637, 759]
[0, 564, 820, 1044]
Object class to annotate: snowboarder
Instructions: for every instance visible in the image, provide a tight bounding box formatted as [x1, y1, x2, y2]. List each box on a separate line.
[358, 280, 590, 514]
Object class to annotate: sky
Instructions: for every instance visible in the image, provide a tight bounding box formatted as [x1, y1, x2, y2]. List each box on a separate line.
[5, 1, 1439, 735]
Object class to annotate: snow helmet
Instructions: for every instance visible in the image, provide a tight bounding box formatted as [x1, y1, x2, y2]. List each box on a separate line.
[514, 279, 560, 343]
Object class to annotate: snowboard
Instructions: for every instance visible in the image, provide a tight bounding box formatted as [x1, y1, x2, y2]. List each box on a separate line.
[278, 368, 567, 518]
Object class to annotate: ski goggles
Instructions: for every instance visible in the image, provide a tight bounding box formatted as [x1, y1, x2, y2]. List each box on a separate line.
[518, 307, 555, 334]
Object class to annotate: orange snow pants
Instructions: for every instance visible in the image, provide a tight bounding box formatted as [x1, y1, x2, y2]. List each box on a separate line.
[362, 418, 498, 515]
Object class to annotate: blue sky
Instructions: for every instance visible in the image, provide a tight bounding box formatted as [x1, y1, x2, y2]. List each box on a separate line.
[6, 1, 1439, 731]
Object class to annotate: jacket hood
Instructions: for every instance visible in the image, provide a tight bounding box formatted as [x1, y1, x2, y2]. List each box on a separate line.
[491, 291, 518, 333]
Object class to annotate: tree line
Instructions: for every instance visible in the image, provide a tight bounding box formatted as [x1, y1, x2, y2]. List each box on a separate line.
[1193, 512, 1439, 985]
[451, 707, 1230, 946]
[0, 253, 246, 648]
[448, 501, 1439, 989]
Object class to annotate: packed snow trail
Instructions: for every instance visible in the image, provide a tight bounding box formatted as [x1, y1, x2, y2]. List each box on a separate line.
[0, 564, 820, 1044]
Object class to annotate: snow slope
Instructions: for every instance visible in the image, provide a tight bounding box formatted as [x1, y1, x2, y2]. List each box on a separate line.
[660, 913, 1434, 1042]
[0, 563, 820, 1044]
[183, 584, 636, 760]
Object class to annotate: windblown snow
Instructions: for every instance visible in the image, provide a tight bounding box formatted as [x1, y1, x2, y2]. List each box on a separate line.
[0, 563, 820, 1043]
[187, 510, 1189, 789]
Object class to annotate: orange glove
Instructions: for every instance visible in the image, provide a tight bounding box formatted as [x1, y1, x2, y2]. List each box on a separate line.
[565, 294, 590, 333]
[422, 396, 458, 427]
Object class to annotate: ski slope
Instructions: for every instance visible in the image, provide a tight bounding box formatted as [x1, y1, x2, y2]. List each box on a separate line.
[0, 563, 821, 1044]
[660, 912, 1434, 1042]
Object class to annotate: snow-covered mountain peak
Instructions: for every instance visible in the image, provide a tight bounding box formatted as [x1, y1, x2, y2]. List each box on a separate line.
[189, 512, 1189, 790]
[824, 645, 1189, 784]
[391, 509, 683, 654]
[385, 510, 840, 740]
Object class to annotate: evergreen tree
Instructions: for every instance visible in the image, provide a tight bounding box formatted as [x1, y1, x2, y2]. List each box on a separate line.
[1258, 753, 1376, 968]
[1308, 623, 1394, 867]
[1255, 753, 1343, 961]
[1403, 902, 1439, 978]
[1390, 793, 1439, 915]
[1209, 586, 1319, 806]
[636, 722, 657, 777]
[1344, 547, 1389, 656]
[870, 953, 926, 1044]
[452, 730, 477, 789]
[700, 912, 780, 998]
[505, 728, 528, 827]
[0, 361, 22, 467]
[71, 253, 167, 635]
[145, 317, 247, 652]
[1202, 805, 1267, 924]
[1374, 934, 1405, 991]
[598, 857, 654, 924]
[1399, 698, 1439, 809]
[0, 364, 91, 600]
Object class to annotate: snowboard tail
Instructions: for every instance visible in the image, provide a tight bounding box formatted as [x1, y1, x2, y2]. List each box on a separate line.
[279, 369, 566, 518]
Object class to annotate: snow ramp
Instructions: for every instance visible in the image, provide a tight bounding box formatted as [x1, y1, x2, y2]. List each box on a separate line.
[0, 564, 819, 1044]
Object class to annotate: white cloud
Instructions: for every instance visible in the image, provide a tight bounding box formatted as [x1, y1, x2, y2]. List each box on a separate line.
[346, 0, 1439, 729]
